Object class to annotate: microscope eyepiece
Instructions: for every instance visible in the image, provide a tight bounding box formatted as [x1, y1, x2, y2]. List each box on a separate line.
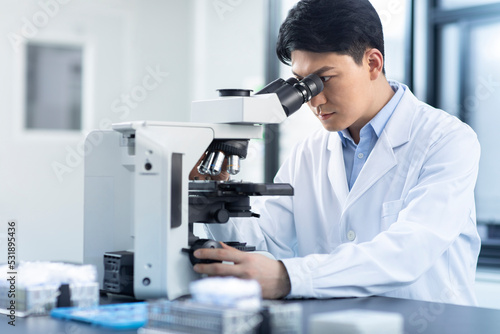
[255, 73, 324, 117]
[297, 73, 324, 101]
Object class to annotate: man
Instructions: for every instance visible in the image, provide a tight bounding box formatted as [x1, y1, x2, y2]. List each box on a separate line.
[192, 0, 481, 305]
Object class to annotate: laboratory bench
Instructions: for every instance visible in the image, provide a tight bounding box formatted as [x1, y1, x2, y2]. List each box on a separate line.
[2, 294, 500, 334]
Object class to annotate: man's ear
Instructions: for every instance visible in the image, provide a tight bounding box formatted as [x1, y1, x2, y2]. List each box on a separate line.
[365, 48, 384, 80]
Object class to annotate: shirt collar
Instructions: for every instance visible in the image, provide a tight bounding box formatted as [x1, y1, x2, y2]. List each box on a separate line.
[337, 80, 405, 144]
[370, 81, 405, 137]
[339, 128, 351, 147]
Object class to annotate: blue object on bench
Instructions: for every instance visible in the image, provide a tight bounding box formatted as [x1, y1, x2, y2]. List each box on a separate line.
[50, 302, 148, 330]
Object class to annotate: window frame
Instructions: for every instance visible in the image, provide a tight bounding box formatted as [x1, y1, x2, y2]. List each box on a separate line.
[426, 0, 500, 266]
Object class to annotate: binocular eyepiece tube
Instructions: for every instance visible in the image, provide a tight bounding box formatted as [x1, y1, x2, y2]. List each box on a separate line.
[255, 73, 324, 117]
[197, 74, 324, 177]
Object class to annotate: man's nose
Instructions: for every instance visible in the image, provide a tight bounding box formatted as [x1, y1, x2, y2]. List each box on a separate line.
[309, 91, 327, 109]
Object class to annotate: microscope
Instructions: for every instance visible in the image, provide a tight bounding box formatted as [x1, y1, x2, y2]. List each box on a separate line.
[83, 74, 323, 300]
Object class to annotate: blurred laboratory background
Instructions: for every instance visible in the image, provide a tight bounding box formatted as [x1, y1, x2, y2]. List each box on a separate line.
[1, 0, 500, 308]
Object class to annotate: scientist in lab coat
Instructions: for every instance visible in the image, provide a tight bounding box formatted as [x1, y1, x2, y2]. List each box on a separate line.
[192, 0, 481, 306]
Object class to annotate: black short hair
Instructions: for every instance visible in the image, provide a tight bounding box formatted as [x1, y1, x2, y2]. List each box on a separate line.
[276, 0, 385, 72]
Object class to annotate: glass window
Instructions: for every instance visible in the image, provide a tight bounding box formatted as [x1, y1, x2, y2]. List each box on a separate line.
[437, 24, 461, 118]
[438, 0, 500, 10]
[25, 43, 83, 130]
[468, 21, 500, 223]
[370, 0, 408, 83]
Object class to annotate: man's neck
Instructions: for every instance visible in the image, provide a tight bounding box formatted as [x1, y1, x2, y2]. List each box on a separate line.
[349, 79, 395, 144]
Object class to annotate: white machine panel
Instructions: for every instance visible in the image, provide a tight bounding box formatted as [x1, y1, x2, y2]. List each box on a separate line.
[191, 94, 287, 124]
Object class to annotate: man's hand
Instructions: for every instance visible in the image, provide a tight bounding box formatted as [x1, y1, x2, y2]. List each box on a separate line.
[193, 242, 291, 299]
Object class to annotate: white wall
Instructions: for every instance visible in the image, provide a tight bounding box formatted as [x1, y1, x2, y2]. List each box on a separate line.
[191, 0, 267, 182]
[191, 0, 266, 100]
[0, 0, 193, 263]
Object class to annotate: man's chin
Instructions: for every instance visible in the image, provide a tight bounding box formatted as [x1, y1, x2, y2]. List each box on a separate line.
[318, 121, 343, 133]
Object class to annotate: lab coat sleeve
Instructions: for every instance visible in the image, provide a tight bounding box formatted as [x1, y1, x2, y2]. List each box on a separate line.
[281, 122, 480, 299]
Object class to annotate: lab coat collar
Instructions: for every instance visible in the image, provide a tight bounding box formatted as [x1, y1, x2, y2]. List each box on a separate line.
[327, 135, 349, 208]
[345, 85, 417, 209]
[327, 84, 417, 212]
[326, 83, 414, 152]
[383, 82, 415, 149]
[344, 131, 397, 209]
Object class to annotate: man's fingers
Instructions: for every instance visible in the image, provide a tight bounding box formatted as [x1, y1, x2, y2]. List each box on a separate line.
[193, 262, 241, 277]
[220, 242, 236, 251]
[194, 243, 245, 264]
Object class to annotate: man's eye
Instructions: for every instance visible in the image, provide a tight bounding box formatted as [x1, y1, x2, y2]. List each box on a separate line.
[320, 76, 332, 83]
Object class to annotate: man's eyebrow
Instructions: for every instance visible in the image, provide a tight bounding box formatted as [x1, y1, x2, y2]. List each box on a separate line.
[292, 66, 335, 79]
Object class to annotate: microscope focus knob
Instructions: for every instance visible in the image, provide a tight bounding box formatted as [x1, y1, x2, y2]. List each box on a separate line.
[214, 209, 230, 223]
[186, 239, 223, 265]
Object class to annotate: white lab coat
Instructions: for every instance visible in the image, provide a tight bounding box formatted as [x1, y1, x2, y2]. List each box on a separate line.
[206, 85, 481, 306]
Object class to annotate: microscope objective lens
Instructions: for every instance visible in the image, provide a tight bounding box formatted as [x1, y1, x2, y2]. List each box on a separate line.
[209, 151, 225, 175]
[198, 151, 215, 175]
[227, 155, 240, 175]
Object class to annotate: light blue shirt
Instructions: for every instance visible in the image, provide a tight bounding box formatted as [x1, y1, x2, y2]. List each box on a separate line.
[339, 81, 405, 190]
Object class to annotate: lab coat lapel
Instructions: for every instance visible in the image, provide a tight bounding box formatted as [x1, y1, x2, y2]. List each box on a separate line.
[327, 134, 349, 209]
[343, 88, 415, 211]
[344, 132, 397, 210]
